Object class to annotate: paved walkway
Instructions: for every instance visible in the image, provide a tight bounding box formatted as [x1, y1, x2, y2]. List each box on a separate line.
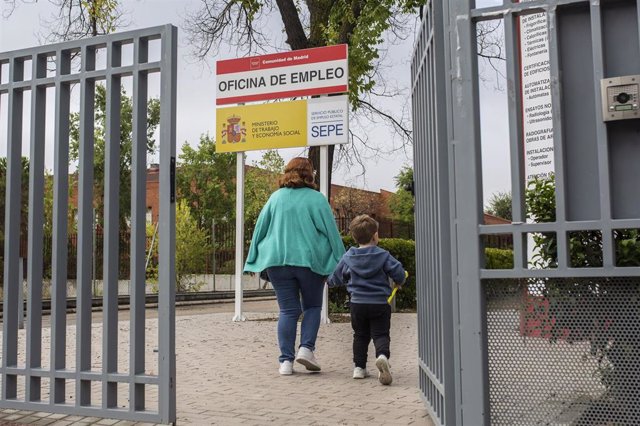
[0, 301, 432, 425]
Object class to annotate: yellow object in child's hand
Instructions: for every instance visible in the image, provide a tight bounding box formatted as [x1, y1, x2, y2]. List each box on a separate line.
[387, 271, 409, 305]
[387, 287, 398, 305]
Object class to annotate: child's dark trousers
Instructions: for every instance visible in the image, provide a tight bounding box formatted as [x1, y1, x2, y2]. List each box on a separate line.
[350, 303, 391, 368]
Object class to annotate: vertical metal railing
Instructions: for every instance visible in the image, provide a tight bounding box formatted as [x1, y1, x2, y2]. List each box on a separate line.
[0, 25, 176, 424]
[102, 39, 120, 410]
[2, 54, 24, 401]
[411, 1, 456, 424]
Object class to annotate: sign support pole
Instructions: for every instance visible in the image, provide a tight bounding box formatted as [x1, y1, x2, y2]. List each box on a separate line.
[319, 145, 331, 325]
[233, 152, 246, 322]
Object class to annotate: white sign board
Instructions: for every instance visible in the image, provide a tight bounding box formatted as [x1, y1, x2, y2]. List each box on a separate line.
[520, 11, 554, 181]
[307, 96, 349, 146]
[216, 45, 348, 105]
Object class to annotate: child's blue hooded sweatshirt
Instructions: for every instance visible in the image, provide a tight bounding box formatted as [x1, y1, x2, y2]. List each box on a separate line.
[327, 246, 406, 304]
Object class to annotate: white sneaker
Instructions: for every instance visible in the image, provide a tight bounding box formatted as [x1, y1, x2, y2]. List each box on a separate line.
[279, 360, 294, 375]
[375, 355, 392, 385]
[353, 367, 368, 379]
[295, 347, 321, 372]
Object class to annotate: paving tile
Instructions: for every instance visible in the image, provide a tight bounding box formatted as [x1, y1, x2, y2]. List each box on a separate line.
[46, 414, 68, 420]
[14, 416, 41, 424]
[31, 419, 59, 426]
[94, 420, 119, 425]
[3, 414, 27, 422]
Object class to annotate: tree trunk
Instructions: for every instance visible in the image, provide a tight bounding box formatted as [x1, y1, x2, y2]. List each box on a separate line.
[339, 0, 362, 44]
[275, 0, 336, 199]
[90, 0, 98, 37]
[275, 0, 309, 50]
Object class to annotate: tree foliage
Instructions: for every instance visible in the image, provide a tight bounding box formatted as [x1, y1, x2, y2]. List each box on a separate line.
[394, 165, 413, 192]
[176, 135, 236, 229]
[175, 200, 211, 292]
[3, 0, 123, 40]
[69, 84, 160, 227]
[486, 190, 512, 221]
[186, 0, 419, 108]
[146, 200, 211, 292]
[389, 189, 413, 223]
[185, 0, 419, 188]
[245, 150, 284, 229]
[389, 165, 413, 223]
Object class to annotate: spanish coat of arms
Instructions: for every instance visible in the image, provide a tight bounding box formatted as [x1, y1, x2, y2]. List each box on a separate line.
[221, 115, 246, 144]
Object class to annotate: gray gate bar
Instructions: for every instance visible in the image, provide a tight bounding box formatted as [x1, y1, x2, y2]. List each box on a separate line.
[590, 3, 614, 267]
[25, 53, 47, 402]
[76, 43, 96, 407]
[50, 49, 71, 406]
[102, 40, 121, 410]
[547, 8, 569, 269]
[2, 56, 24, 401]
[503, 11, 527, 269]
[1, 25, 176, 424]
[130, 35, 149, 412]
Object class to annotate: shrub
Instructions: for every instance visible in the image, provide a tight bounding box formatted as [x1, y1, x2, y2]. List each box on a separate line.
[329, 238, 515, 313]
[485, 248, 514, 269]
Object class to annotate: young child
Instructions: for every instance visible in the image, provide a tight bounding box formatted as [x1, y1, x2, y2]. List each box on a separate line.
[327, 214, 407, 385]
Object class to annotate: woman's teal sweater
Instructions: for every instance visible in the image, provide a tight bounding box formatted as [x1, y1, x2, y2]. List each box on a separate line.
[244, 187, 345, 276]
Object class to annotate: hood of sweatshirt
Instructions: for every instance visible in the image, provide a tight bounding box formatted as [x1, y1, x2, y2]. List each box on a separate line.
[342, 246, 389, 279]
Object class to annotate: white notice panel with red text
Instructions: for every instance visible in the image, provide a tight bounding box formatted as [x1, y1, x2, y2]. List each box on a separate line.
[216, 45, 348, 105]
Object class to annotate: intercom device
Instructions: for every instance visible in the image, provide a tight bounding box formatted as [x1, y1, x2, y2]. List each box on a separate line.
[601, 75, 640, 122]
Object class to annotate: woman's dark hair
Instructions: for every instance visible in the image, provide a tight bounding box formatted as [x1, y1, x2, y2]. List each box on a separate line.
[279, 157, 317, 189]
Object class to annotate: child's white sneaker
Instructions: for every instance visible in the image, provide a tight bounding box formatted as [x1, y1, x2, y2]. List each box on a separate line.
[375, 355, 392, 385]
[279, 360, 294, 375]
[353, 367, 368, 379]
[295, 347, 321, 371]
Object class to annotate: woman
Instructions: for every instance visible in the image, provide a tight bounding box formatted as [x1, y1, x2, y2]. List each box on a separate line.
[244, 157, 345, 375]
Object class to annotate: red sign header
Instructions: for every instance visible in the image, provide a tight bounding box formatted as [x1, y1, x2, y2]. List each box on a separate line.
[216, 45, 347, 75]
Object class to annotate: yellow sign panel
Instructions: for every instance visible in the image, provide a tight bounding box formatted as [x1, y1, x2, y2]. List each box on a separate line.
[217, 100, 307, 152]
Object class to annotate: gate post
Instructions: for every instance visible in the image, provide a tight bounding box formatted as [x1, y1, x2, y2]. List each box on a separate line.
[158, 24, 178, 424]
[445, 0, 490, 422]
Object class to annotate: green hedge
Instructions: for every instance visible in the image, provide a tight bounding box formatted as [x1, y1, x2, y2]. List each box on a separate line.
[485, 248, 514, 269]
[329, 238, 514, 312]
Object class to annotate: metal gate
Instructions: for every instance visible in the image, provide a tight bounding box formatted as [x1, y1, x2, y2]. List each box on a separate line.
[413, 0, 640, 424]
[0, 26, 176, 423]
[411, 1, 457, 425]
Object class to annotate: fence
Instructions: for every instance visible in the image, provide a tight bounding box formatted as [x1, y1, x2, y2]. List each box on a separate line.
[0, 216, 414, 290]
[335, 216, 415, 240]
